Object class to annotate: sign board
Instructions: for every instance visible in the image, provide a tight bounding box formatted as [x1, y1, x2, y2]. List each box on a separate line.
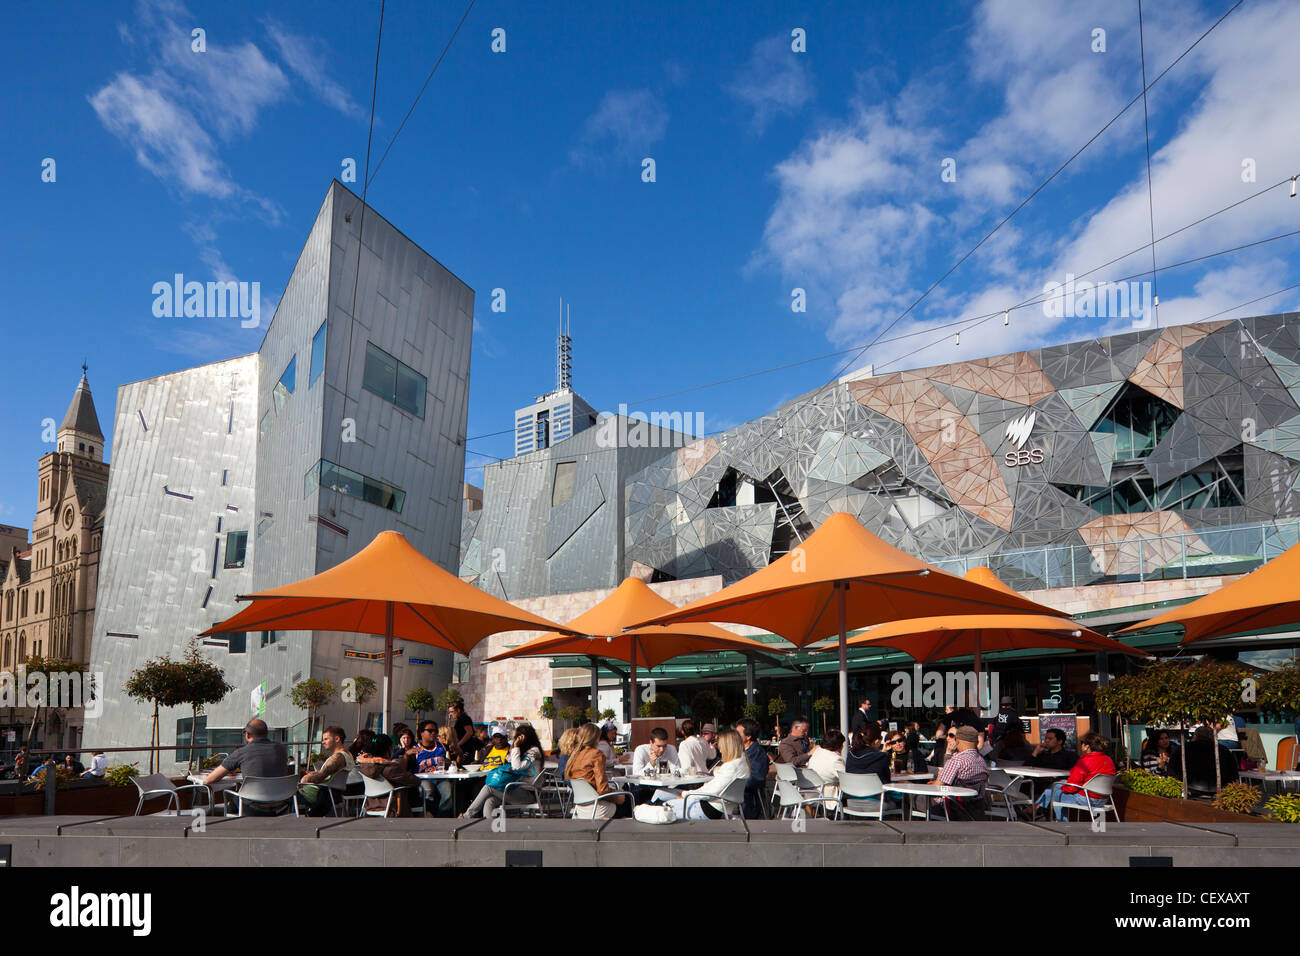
[344, 650, 386, 661]
[1038, 712, 1079, 750]
[250, 681, 267, 718]
[408, 657, 433, 666]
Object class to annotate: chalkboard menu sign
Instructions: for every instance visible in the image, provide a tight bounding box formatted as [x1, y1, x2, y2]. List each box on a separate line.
[1038, 713, 1079, 750]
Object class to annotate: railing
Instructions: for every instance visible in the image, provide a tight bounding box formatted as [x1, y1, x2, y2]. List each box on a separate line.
[929, 517, 1300, 593]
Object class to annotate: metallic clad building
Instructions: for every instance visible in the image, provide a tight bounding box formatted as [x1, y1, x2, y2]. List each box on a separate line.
[90, 182, 473, 756]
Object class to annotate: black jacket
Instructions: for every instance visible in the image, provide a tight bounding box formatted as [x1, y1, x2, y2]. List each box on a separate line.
[1170, 741, 1239, 791]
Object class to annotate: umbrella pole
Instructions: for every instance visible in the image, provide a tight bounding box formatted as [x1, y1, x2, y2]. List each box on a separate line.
[838, 582, 849, 740]
[589, 655, 600, 721]
[973, 638, 982, 716]
[629, 642, 638, 724]
[382, 603, 394, 736]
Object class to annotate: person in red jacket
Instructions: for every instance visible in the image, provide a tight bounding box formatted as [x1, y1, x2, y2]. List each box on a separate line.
[1036, 732, 1115, 821]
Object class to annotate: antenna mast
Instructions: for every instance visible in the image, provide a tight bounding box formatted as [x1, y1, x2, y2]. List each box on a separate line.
[557, 299, 572, 392]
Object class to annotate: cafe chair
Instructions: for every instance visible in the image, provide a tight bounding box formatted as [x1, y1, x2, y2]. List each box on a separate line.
[682, 775, 748, 821]
[357, 773, 420, 818]
[832, 772, 900, 821]
[566, 777, 628, 818]
[772, 777, 836, 820]
[132, 773, 211, 816]
[984, 769, 1034, 822]
[225, 775, 302, 817]
[1052, 774, 1120, 824]
[342, 770, 366, 817]
[500, 767, 551, 819]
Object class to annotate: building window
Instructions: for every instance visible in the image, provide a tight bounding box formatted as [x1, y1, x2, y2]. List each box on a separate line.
[224, 531, 248, 569]
[362, 342, 426, 418]
[552, 461, 576, 507]
[1094, 385, 1180, 460]
[309, 458, 405, 513]
[223, 632, 247, 654]
[536, 410, 550, 450]
[310, 321, 327, 386]
[20, 591, 27, 618]
[272, 355, 296, 413]
[259, 410, 271, 442]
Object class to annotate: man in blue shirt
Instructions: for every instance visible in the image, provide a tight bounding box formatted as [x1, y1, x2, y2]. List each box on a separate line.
[736, 718, 769, 819]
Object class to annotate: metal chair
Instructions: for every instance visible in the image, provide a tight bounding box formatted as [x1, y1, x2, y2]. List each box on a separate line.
[342, 770, 366, 816]
[132, 773, 212, 816]
[1052, 773, 1119, 824]
[567, 776, 628, 818]
[225, 775, 301, 817]
[985, 768, 1034, 822]
[794, 766, 828, 799]
[499, 766, 551, 818]
[298, 769, 351, 816]
[357, 772, 420, 818]
[772, 777, 836, 820]
[833, 772, 900, 821]
[681, 775, 748, 821]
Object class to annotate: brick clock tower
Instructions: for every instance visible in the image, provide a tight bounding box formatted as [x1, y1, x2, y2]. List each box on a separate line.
[1, 368, 109, 749]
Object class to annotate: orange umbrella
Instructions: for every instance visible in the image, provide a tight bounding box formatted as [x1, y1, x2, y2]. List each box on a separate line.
[201, 530, 573, 731]
[1118, 539, 1300, 644]
[487, 577, 777, 717]
[633, 513, 1067, 736]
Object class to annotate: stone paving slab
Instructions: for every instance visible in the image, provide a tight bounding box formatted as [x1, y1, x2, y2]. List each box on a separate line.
[0, 815, 114, 834]
[316, 817, 467, 840]
[455, 818, 604, 842]
[1167, 821, 1300, 846]
[744, 820, 903, 843]
[1031, 822, 1237, 845]
[887, 822, 1067, 844]
[598, 818, 749, 842]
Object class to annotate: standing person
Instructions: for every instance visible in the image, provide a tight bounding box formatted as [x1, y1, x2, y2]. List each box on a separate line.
[14, 746, 29, 780]
[677, 719, 714, 772]
[463, 723, 545, 819]
[736, 718, 770, 820]
[991, 697, 1022, 742]
[564, 723, 624, 819]
[844, 726, 891, 783]
[298, 726, 355, 817]
[929, 719, 953, 769]
[776, 717, 813, 767]
[1037, 732, 1116, 820]
[849, 698, 874, 737]
[948, 696, 980, 730]
[447, 699, 476, 761]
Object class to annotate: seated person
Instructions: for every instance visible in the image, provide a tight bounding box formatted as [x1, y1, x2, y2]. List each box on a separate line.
[775, 718, 814, 768]
[1169, 725, 1239, 793]
[1138, 730, 1179, 776]
[1037, 731, 1116, 820]
[463, 724, 545, 819]
[299, 725, 355, 816]
[928, 725, 989, 820]
[653, 729, 749, 819]
[597, 723, 619, 766]
[989, 725, 1034, 763]
[736, 718, 769, 819]
[677, 720, 715, 773]
[632, 728, 680, 775]
[1026, 728, 1076, 770]
[479, 733, 510, 770]
[62, 753, 85, 775]
[808, 729, 846, 798]
[204, 719, 291, 815]
[81, 751, 108, 779]
[564, 722, 625, 819]
[356, 732, 420, 817]
[554, 728, 579, 777]
[885, 730, 926, 774]
[844, 725, 891, 783]
[413, 721, 446, 772]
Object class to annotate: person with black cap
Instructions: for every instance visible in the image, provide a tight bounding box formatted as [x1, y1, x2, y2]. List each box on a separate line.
[991, 696, 1022, 743]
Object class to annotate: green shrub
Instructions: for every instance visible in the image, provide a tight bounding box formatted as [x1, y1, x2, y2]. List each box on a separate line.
[200, 754, 223, 770]
[26, 764, 77, 791]
[105, 762, 140, 787]
[1266, 792, 1300, 823]
[538, 697, 557, 719]
[740, 703, 760, 720]
[637, 692, 678, 718]
[1117, 768, 1183, 799]
[1211, 782, 1261, 815]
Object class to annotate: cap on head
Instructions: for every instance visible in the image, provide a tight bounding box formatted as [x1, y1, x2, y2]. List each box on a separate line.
[954, 726, 979, 744]
[1000, 696, 1013, 705]
[701, 723, 716, 733]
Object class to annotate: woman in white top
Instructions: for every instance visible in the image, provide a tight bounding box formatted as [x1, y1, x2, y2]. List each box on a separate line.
[463, 724, 546, 818]
[597, 723, 619, 766]
[656, 729, 749, 820]
[807, 730, 846, 799]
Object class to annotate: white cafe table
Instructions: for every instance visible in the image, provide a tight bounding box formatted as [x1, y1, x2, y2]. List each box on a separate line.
[882, 782, 977, 821]
[998, 766, 1068, 779]
[1240, 769, 1300, 792]
[887, 772, 933, 782]
[415, 767, 488, 781]
[619, 773, 711, 788]
[186, 773, 238, 813]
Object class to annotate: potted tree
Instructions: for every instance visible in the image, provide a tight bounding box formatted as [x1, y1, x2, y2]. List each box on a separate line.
[124, 654, 190, 773]
[812, 696, 836, 737]
[638, 692, 678, 718]
[289, 678, 335, 758]
[176, 641, 234, 770]
[767, 694, 788, 739]
[690, 690, 723, 728]
[405, 687, 437, 728]
[1098, 660, 1268, 823]
[346, 675, 377, 735]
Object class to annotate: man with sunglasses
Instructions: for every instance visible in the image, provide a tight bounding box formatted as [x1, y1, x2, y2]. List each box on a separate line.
[923, 725, 989, 820]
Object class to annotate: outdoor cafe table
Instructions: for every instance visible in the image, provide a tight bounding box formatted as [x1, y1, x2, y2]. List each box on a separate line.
[186, 773, 238, 812]
[619, 773, 711, 788]
[994, 766, 1068, 778]
[882, 782, 977, 821]
[887, 772, 932, 782]
[416, 767, 489, 816]
[1240, 769, 1300, 793]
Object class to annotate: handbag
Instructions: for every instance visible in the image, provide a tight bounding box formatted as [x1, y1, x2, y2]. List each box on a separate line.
[633, 803, 677, 824]
[486, 757, 533, 791]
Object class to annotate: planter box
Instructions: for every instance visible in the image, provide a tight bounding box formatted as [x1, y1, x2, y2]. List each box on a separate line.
[0, 776, 197, 816]
[1114, 787, 1276, 824]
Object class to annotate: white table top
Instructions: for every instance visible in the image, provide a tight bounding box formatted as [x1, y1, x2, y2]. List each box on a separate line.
[883, 782, 977, 798]
[998, 766, 1069, 778]
[186, 773, 237, 787]
[888, 772, 933, 782]
[622, 774, 711, 787]
[416, 769, 488, 781]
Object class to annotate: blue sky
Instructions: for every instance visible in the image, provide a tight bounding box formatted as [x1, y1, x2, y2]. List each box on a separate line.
[3, 0, 1298, 524]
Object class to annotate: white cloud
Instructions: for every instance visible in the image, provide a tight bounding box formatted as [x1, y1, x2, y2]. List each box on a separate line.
[265, 21, 364, 119]
[727, 35, 813, 133]
[758, 0, 1300, 376]
[570, 89, 668, 168]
